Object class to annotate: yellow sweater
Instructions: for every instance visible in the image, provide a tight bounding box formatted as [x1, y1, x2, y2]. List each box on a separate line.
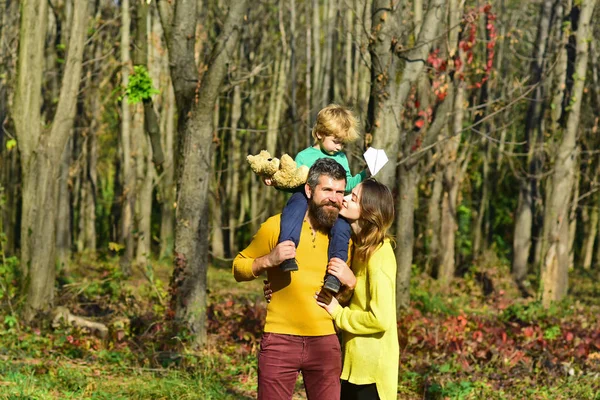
[331, 239, 399, 400]
[233, 215, 336, 336]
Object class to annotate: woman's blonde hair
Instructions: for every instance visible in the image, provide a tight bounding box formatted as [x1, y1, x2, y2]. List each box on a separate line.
[311, 104, 360, 144]
[353, 179, 395, 262]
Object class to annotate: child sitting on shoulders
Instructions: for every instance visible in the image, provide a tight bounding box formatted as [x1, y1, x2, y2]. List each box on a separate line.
[266, 104, 368, 292]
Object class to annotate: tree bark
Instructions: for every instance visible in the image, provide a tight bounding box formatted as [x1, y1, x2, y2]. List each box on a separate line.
[581, 195, 598, 270]
[132, 0, 157, 267]
[158, 0, 248, 347]
[227, 84, 242, 255]
[368, 0, 445, 188]
[395, 165, 417, 309]
[424, 162, 440, 274]
[14, 0, 88, 321]
[435, 0, 464, 285]
[55, 137, 72, 271]
[160, 83, 176, 259]
[120, 0, 135, 273]
[512, 0, 555, 287]
[567, 165, 580, 269]
[540, 0, 596, 306]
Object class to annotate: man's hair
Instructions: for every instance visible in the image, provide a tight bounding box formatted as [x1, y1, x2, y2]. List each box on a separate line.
[306, 158, 347, 190]
[353, 178, 395, 262]
[311, 104, 360, 144]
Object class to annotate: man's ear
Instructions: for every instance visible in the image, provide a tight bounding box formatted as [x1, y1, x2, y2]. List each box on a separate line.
[305, 183, 312, 199]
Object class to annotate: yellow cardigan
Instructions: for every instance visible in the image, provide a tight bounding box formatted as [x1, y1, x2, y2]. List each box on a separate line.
[233, 214, 336, 336]
[331, 239, 399, 400]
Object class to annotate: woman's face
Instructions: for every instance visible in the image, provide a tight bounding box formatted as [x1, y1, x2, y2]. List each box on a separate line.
[340, 184, 362, 222]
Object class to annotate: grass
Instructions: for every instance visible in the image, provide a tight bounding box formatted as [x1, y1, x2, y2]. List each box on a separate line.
[0, 256, 599, 399]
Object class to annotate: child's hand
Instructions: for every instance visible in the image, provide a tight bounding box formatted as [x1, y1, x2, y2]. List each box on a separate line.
[262, 177, 274, 186]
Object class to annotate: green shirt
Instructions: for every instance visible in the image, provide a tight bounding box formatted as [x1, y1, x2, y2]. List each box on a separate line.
[295, 146, 366, 192]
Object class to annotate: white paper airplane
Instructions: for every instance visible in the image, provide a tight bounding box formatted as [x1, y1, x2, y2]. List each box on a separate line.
[363, 147, 388, 176]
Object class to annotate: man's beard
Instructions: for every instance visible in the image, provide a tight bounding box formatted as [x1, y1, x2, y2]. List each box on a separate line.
[308, 198, 340, 232]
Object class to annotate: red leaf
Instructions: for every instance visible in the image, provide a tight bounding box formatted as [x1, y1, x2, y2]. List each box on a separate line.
[414, 119, 424, 129]
[523, 326, 535, 338]
[566, 332, 574, 341]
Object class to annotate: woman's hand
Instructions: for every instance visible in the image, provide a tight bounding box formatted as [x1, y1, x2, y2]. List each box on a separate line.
[315, 289, 340, 315]
[263, 280, 272, 303]
[327, 258, 356, 290]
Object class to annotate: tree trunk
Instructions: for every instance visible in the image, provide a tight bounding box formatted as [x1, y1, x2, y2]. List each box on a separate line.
[395, 165, 417, 309]
[512, 0, 555, 287]
[567, 165, 580, 269]
[77, 131, 98, 253]
[132, 1, 158, 267]
[158, 0, 248, 347]
[320, 0, 336, 106]
[210, 100, 224, 259]
[120, 0, 135, 273]
[513, 179, 533, 285]
[14, 0, 88, 321]
[436, 0, 464, 285]
[160, 83, 176, 259]
[540, 0, 595, 306]
[368, 0, 445, 188]
[227, 84, 243, 255]
[426, 164, 443, 275]
[473, 140, 491, 256]
[134, 109, 154, 267]
[352, 0, 370, 121]
[311, 0, 322, 117]
[581, 197, 598, 270]
[55, 137, 72, 271]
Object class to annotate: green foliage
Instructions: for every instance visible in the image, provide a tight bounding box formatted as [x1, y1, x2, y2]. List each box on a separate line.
[543, 325, 561, 341]
[428, 379, 474, 399]
[82, 267, 124, 301]
[5, 138, 16, 150]
[121, 65, 160, 104]
[0, 256, 18, 303]
[500, 300, 567, 325]
[411, 286, 458, 315]
[457, 203, 473, 258]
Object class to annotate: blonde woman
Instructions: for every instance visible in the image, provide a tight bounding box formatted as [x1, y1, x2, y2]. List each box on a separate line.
[316, 178, 398, 400]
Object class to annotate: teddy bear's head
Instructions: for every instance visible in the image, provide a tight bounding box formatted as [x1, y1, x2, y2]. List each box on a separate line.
[246, 150, 280, 177]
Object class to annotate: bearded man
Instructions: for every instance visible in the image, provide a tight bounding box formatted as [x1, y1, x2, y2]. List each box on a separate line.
[233, 158, 350, 400]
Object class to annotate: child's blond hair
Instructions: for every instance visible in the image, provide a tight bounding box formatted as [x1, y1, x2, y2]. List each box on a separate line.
[311, 104, 360, 144]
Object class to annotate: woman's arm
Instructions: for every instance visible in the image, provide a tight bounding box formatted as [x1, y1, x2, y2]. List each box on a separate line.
[331, 246, 397, 334]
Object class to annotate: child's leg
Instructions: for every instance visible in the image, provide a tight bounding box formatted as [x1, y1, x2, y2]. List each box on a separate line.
[323, 217, 351, 293]
[278, 191, 308, 272]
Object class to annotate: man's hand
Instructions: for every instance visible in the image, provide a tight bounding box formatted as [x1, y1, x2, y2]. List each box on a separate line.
[269, 240, 296, 265]
[251, 240, 296, 276]
[327, 258, 356, 290]
[315, 289, 340, 315]
[263, 280, 272, 303]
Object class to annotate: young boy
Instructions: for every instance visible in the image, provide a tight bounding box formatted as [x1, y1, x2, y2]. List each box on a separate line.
[268, 104, 367, 292]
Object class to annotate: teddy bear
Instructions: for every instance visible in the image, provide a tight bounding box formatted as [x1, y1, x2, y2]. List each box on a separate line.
[247, 150, 309, 189]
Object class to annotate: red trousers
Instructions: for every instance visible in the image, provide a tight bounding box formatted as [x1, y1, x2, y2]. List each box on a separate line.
[258, 333, 342, 400]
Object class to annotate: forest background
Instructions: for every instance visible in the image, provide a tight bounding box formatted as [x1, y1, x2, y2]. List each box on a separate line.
[0, 0, 599, 398]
